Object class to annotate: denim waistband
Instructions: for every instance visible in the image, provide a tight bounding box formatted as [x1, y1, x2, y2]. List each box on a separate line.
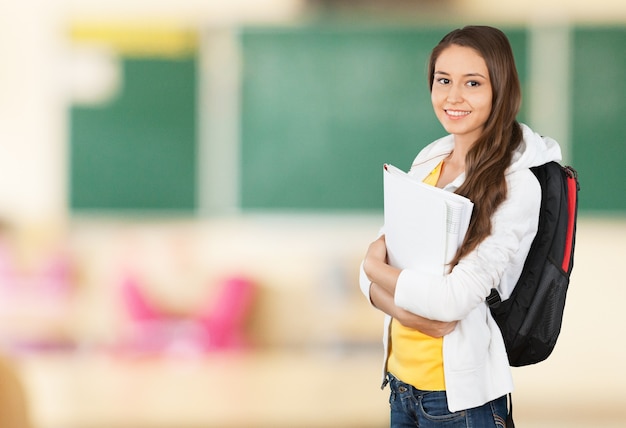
[386, 372, 443, 395]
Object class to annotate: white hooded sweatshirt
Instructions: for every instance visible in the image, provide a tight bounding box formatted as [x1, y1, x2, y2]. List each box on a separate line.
[360, 123, 562, 412]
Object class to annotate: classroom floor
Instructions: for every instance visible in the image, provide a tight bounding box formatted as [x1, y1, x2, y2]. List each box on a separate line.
[17, 347, 388, 428]
[15, 345, 626, 428]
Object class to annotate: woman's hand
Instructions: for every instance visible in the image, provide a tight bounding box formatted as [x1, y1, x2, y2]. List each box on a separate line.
[370, 283, 457, 338]
[363, 235, 401, 294]
[395, 308, 458, 338]
[364, 235, 457, 338]
[364, 234, 387, 265]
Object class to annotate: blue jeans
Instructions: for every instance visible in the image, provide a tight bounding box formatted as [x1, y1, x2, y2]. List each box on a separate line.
[387, 374, 508, 427]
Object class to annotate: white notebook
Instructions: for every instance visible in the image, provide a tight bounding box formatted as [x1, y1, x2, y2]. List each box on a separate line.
[383, 163, 474, 276]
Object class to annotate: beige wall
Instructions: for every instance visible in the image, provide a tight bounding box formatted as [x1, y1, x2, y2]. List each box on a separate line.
[1, 0, 625, 227]
[0, 1, 66, 226]
[458, 0, 626, 23]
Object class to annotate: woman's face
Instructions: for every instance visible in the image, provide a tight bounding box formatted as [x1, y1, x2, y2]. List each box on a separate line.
[431, 44, 493, 146]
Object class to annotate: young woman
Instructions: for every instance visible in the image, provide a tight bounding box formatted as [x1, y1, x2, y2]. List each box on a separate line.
[360, 26, 563, 427]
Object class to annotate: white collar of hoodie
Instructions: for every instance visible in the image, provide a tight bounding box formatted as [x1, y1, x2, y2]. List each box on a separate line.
[410, 123, 563, 186]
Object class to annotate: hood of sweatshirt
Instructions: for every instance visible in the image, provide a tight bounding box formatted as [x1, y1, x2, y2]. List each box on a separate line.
[507, 123, 562, 174]
[411, 123, 562, 174]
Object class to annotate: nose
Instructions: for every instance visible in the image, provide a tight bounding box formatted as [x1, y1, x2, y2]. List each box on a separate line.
[447, 84, 463, 103]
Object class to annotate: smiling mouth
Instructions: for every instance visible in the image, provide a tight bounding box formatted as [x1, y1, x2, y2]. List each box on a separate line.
[445, 110, 470, 117]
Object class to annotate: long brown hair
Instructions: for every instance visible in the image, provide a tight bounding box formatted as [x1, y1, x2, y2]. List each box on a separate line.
[428, 26, 523, 267]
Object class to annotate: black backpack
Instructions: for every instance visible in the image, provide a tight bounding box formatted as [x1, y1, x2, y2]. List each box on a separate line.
[487, 161, 580, 367]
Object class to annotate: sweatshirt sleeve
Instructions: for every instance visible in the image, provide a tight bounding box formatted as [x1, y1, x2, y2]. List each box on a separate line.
[393, 169, 541, 322]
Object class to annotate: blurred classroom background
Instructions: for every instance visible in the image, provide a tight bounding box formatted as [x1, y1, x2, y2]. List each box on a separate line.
[1, 0, 626, 427]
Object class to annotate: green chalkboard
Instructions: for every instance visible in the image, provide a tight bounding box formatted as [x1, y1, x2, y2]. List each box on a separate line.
[240, 26, 527, 211]
[572, 27, 626, 212]
[70, 57, 197, 212]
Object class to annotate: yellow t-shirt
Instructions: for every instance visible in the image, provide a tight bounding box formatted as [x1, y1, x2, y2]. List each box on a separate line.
[387, 160, 445, 391]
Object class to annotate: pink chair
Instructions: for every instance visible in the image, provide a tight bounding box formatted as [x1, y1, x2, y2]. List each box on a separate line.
[118, 274, 256, 354]
[119, 275, 163, 323]
[198, 276, 256, 350]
